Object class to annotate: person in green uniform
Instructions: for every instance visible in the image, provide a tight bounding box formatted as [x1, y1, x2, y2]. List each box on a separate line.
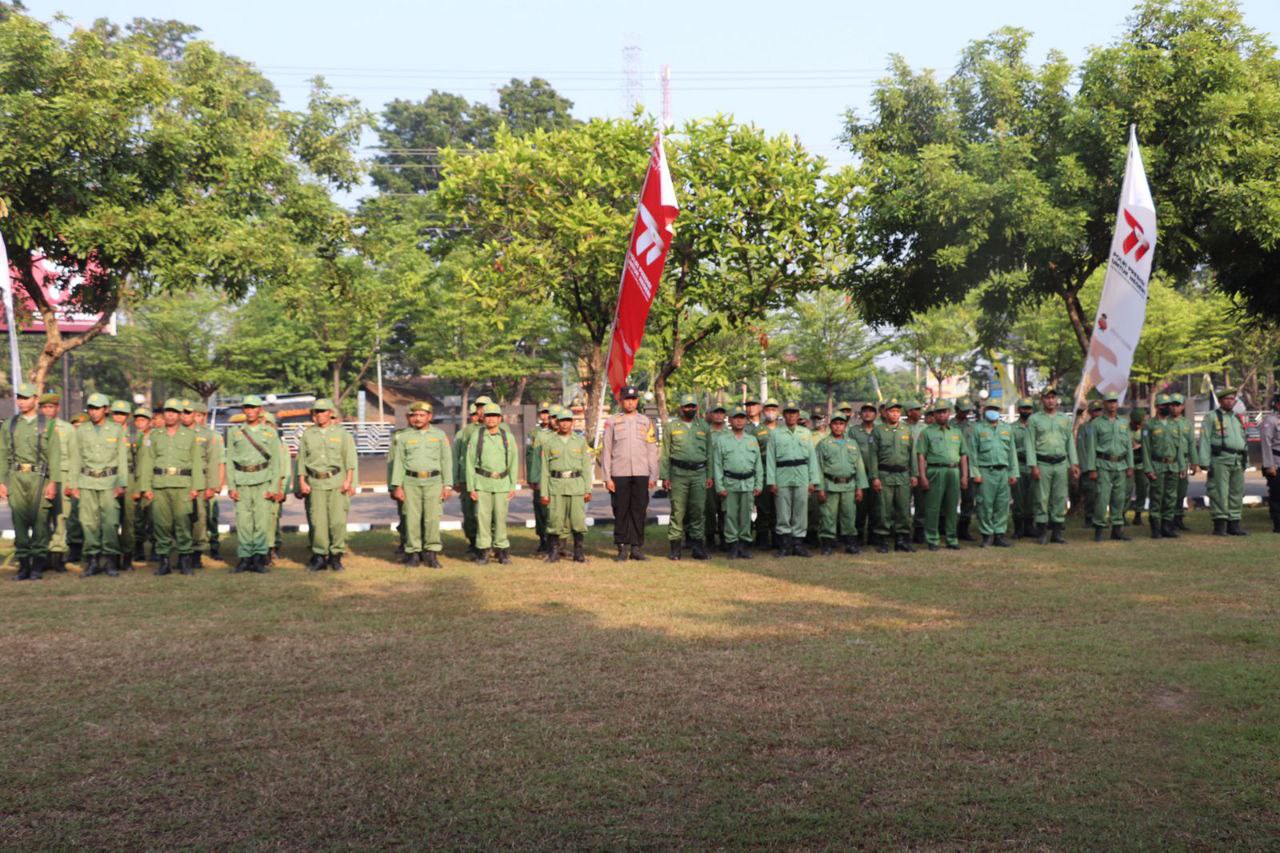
[297, 399, 358, 570]
[850, 403, 879, 547]
[539, 406, 594, 563]
[766, 402, 821, 557]
[109, 400, 138, 569]
[386, 421, 406, 555]
[1081, 391, 1134, 542]
[970, 401, 1018, 548]
[526, 401, 554, 554]
[916, 401, 968, 550]
[264, 411, 289, 565]
[705, 403, 729, 551]
[3, 383, 61, 580]
[191, 402, 224, 560]
[39, 392, 77, 570]
[712, 407, 763, 559]
[660, 393, 712, 561]
[70, 393, 129, 577]
[453, 398, 486, 557]
[129, 406, 154, 562]
[466, 402, 519, 564]
[804, 410, 828, 546]
[815, 411, 868, 555]
[1025, 388, 1080, 544]
[138, 398, 205, 576]
[1169, 393, 1199, 531]
[224, 395, 280, 574]
[953, 397, 978, 541]
[904, 401, 928, 544]
[1129, 408, 1148, 526]
[390, 401, 453, 568]
[1143, 394, 1184, 538]
[1198, 387, 1249, 536]
[866, 399, 917, 554]
[1009, 398, 1036, 538]
[1076, 399, 1103, 529]
[750, 399, 780, 548]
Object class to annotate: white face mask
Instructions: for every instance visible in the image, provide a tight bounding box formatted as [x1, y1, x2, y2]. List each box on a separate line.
[984, 410, 1000, 422]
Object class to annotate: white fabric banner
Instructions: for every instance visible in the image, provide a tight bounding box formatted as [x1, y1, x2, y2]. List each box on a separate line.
[1076, 126, 1157, 409]
[0, 232, 21, 394]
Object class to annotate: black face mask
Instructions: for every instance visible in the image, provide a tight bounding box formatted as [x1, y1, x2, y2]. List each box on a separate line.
[1158, 405, 1172, 416]
[1018, 410, 1031, 421]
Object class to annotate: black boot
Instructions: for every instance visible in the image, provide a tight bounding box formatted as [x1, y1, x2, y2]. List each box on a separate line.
[193, 552, 204, 569]
[820, 538, 834, 556]
[1150, 517, 1163, 539]
[980, 534, 993, 548]
[178, 553, 195, 575]
[406, 552, 421, 567]
[251, 554, 269, 574]
[1163, 521, 1181, 539]
[14, 557, 31, 581]
[68, 543, 82, 563]
[29, 556, 44, 580]
[1211, 518, 1226, 536]
[691, 540, 709, 560]
[105, 555, 120, 577]
[473, 548, 490, 565]
[498, 548, 513, 564]
[133, 544, 146, 563]
[536, 535, 549, 555]
[1050, 524, 1067, 544]
[209, 543, 220, 559]
[545, 535, 562, 563]
[47, 552, 65, 572]
[912, 527, 926, 544]
[876, 534, 889, 554]
[737, 542, 752, 560]
[1036, 523, 1048, 545]
[843, 536, 861, 555]
[1011, 518, 1024, 540]
[424, 552, 441, 569]
[1132, 510, 1142, 526]
[306, 554, 326, 571]
[328, 554, 344, 571]
[234, 558, 249, 573]
[121, 553, 133, 572]
[993, 533, 1012, 547]
[895, 536, 913, 553]
[957, 519, 976, 542]
[155, 556, 172, 576]
[1227, 519, 1248, 537]
[80, 555, 98, 578]
[613, 544, 628, 562]
[572, 533, 586, 563]
[630, 544, 648, 561]
[669, 540, 683, 561]
[774, 534, 790, 559]
[1093, 526, 1105, 543]
[1111, 525, 1130, 542]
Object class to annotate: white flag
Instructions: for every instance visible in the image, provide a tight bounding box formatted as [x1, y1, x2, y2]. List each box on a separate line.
[1075, 126, 1156, 409]
[0, 231, 22, 394]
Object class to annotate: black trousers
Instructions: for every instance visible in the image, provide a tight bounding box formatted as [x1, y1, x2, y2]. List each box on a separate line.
[611, 476, 649, 545]
[1267, 469, 1280, 530]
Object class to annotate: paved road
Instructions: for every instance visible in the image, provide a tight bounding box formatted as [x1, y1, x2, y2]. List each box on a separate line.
[0, 473, 1267, 532]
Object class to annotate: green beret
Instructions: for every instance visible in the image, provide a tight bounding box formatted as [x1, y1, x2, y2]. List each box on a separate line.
[15, 382, 37, 398]
[242, 394, 265, 407]
[310, 398, 335, 412]
[86, 392, 111, 408]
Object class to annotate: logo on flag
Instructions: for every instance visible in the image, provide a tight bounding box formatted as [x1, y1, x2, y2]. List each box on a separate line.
[1122, 209, 1150, 261]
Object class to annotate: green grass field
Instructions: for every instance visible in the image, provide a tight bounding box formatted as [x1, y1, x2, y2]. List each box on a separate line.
[2, 511, 1278, 848]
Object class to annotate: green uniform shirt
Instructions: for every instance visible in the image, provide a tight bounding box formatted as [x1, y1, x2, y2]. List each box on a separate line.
[659, 416, 712, 480]
[815, 434, 868, 492]
[1082, 414, 1133, 471]
[0, 413, 61, 482]
[866, 422, 918, 479]
[52, 418, 75, 481]
[1142, 417, 1186, 474]
[127, 430, 147, 494]
[1198, 408, 1247, 464]
[539, 432, 593, 496]
[1175, 417, 1199, 467]
[70, 419, 128, 490]
[390, 425, 452, 487]
[466, 426, 518, 492]
[916, 424, 967, 468]
[225, 422, 283, 489]
[139, 426, 205, 491]
[526, 425, 552, 485]
[1011, 419, 1032, 471]
[453, 421, 478, 487]
[296, 423, 357, 490]
[1025, 412, 1079, 467]
[712, 431, 764, 493]
[968, 420, 1018, 478]
[765, 425, 821, 488]
[194, 424, 224, 490]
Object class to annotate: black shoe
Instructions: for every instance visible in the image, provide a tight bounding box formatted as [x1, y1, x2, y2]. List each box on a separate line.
[536, 536, 549, 554]
[1227, 519, 1248, 537]
[1150, 518, 1163, 539]
[105, 555, 120, 577]
[876, 537, 889, 554]
[192, 553, 204, 569]
[234, 558, 249, 573]
[121, 554, 133, 572]
[1132, 510, 1143, 526]
[614, 544, 628, 563]
[630, 545, 648, 561]
[670, 541, 683, 561]
[210, 544, 220, 559]
[792, 540, 811, 558]
[1050, 524, 1067, 544]
[738, 544, 752, 560]
[1111, 526, 1130, 542]
[68, 544, 82, 563]
[981, 535, 993, 548]
[178, 554, 195, 575]
[14, 557, 30, 581]
[894, 536, 911, 553]
[1211, 519, 1226, 536]
[993, 534, 1012, 548]
[1037, 523, 1049, 545]
[80, 555, 98, 578]
[47, 552, 65, 572]
[843, 537, 861, 555]
[155, 556, 172, 576]
[251, 554, 269, 574]
[1094, 526, 1105, 543]
[306, 554, 325, 571]
[912, 528, 926, 544]
[774, 534, 790, 559]
[327, 554, 344, 571]
[545, 536, 562, 563]
[474, 548, 490, 565]
[1163, 521, 1181, 539]
[927, 543, 939, 552]
[572, 534, 586, 563]
[1011, 520, 1024, 540]
[424, 552, 441, 569]
[499, 548, 513, 564]
[956, 521, 976, 542]
[29, 556, 45, 580]
[691, 541, 709, 560]
[133, 546, 146, 563]
[820, 538, 834, 556]
[406, 552, 421, 567]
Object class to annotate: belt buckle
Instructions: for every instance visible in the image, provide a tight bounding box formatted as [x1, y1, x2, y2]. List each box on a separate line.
[165, 467, 178, 476]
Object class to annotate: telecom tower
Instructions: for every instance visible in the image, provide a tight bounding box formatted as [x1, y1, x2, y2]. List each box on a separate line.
[623, 38, 641, 113]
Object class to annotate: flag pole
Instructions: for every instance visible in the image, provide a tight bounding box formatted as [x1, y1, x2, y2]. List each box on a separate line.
[0, 231, 22, 396]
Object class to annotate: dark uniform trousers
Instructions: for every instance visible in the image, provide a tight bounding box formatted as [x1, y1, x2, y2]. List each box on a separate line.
[612, 476, 649, 546]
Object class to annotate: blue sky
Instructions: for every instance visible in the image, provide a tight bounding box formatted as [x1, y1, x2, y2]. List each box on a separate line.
[28, 0, 1280, 168]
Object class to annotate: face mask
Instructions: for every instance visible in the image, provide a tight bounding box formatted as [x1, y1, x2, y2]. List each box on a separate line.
[763, 411, 777, 423]
[985, 410, 1000, 422]
[1018, 410, 1031, 421]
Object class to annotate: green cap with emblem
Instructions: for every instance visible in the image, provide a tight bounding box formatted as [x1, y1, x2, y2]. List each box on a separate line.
[15, 382, 37, 398]
[179, 398, 194, 413]
[711, 402, 727, 413]
[482, 402, 502, 416]
[678, 393, 698, 407]
[783, 401, 801, 413]
[1214, 386, 1235, 399]
[537, 400, 552, 412]
[731, 408, 747, 418]
[242, 394, 264, 407]
[955, 396, 974, 412]
[983, 400, 1001, 410]
[836, 400, 854, 411]
[1155, 393, 1171, 405]
[1016, 397, 1035, 409]
[905, 400, 922, 411]
[1088, 398, 1103, 412]
[408, 401, 432, 413]
[744, 394, 760, 405]
[134, 406, 153, 418]
[86, 392, 111, 408]
[1170, 392, 1185, 404]
[1041, 387, 1060, 397]
[70, 412, 87, 424]
[555, 407, 574, 421]
[928, 400, 950, 414]
[110, 399, 132, 414]
[38, 392, 59, 405]
[763, 398, 780, 408]
[474, 395, 493, 408]
[883, 398, 902, 411]
[830, 411, 848, 422]
[1103, 390, 1121, 403]
[310, 398, 335, 412]
[162, 397, 183, 412]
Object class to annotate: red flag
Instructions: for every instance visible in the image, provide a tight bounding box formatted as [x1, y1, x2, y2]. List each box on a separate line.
[606, 134, 679, 396]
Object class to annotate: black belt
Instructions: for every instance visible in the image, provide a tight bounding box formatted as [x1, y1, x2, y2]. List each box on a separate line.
[927, 462, 957, 469]
[153, 467, 192, 477]
[1156, 455, 1177, 464]
[1037, 454, 1066, 464]
[307, 467, 341, 479]
[408, 469, 441, 478]
[986, 464, 1008, 470]
[670, 459, 706, 471]
[551, 470, 581, 479]
[1210, 447, 1247, 459]
[478, 468, 509, 479]
[1098, 452, 1127, 462]
[879, 464, 908, 473]
[234, 462, 270, 473]
[825, 474, 855, 484]
[11, 463, 45, 474]
[81, 466, 118, 477]
[725, 470, 754, 480]
[775, 458, 806, 468]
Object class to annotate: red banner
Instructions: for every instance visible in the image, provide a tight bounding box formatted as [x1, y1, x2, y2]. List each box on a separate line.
[606, 134, 679, 396]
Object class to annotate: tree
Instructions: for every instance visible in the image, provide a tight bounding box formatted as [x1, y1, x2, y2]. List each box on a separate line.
[842, 0, 1280, 352]
[1128, 279, 1234, 391]
[776, 288, 887, 415]
[893, 300, 981, 402]
[0, 11, 366, 389]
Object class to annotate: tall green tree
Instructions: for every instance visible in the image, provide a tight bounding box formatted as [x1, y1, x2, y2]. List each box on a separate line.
[776, 288, 887, 416]
[893, 300, 981, 402]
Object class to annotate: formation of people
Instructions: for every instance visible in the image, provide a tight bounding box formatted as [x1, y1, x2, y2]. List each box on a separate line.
[3, 382, 1272, 580]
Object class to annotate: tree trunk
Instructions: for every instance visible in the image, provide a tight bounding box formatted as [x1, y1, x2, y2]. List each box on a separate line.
[1060, 288, 1092, 357]
[332, 361, 342, 407]
[509, 374, 528, 407]
[654, 364, 678, 426]
[16, 256, 121, 391]
[459, 381, 473, 423]
[585, 341, 607, 444]
[826, 385, 835, 419]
